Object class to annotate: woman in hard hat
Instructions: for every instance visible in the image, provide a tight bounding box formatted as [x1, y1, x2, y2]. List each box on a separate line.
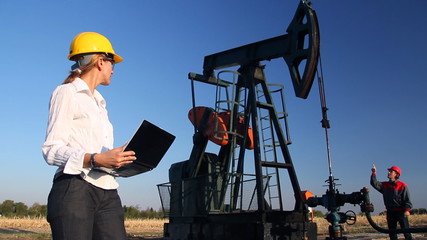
[371, 164, 413, 240]
[42, 32, 136, 240]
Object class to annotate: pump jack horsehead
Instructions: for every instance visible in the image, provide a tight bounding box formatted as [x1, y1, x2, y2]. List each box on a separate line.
[159, 1, 322, 240]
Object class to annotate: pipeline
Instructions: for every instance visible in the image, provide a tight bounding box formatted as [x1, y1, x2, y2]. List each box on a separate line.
[361, 187, 427, 234]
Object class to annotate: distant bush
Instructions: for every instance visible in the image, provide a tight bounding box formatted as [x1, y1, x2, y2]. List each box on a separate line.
[0, 200, 43, 217]
[313, 210, 325, 218]
[411, 208, 427, 215]
[123, 206, 164, 219]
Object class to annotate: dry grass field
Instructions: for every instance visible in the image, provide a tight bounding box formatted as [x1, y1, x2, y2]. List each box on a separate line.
[0, 215, 426, 239]
[0, 217, 167, 239]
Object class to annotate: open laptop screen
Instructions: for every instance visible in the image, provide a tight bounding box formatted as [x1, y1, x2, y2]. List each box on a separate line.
[96, 120, 175, 177]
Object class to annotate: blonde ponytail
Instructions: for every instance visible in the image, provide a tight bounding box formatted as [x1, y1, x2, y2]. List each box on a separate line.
[62, 54, 104, 84]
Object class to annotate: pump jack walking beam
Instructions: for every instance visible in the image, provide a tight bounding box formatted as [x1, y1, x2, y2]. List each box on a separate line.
[203, 0, 320, 99]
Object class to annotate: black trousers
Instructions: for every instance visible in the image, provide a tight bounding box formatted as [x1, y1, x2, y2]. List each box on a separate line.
[386, 210, 413, 240]
[47, 174, 127, 240]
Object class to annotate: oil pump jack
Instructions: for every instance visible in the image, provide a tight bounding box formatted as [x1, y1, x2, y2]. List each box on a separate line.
[156, 1, 427, 240]
[156, 1, 323, 239]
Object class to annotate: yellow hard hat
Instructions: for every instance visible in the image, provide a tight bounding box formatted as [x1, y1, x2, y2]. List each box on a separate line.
[68, 32, 123, 63]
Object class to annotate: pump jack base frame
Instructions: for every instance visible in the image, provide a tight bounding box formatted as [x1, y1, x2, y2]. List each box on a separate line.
[164, 211, 317, 240]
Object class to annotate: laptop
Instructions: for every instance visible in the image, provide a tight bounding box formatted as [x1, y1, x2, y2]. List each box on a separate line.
[96, 120, 175, 177]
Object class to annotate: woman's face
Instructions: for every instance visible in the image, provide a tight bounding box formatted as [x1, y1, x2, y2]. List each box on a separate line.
[100, 58, 115, 86]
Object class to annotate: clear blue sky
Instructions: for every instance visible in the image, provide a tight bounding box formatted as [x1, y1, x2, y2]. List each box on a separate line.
[0, 0, 426, 215]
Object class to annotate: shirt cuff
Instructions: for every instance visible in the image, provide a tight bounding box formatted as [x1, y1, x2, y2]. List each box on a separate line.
[63, 150, 86, 174]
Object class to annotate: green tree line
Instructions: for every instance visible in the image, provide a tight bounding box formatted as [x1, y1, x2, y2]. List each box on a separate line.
[0, 200, 164, 219]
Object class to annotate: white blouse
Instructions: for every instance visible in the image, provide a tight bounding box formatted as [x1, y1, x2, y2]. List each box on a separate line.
[42, 78, 118, 189]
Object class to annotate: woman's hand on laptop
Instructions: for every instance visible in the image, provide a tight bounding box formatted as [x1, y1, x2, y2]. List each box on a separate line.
[94, 144, 136, 168]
